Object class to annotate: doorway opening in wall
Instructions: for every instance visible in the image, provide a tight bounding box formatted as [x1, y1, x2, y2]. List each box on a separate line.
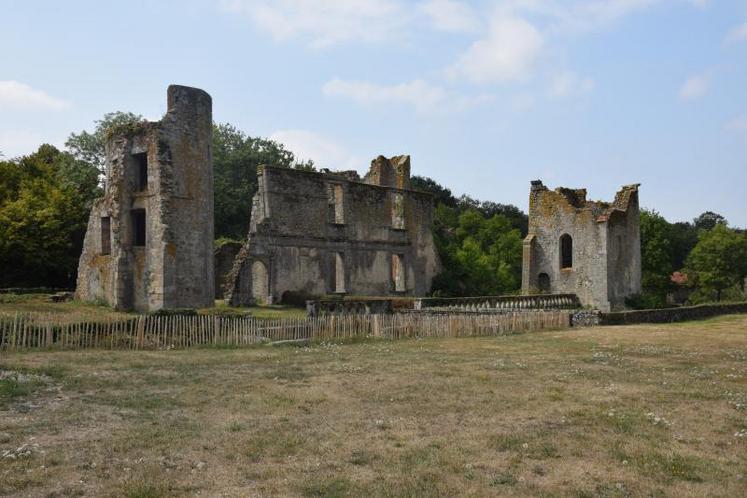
[100, 216, 111, 255]
[132, 209, 146, 247]
[538, 273, 550, 293]
[392, 253, 406, 292]
[133, 152, 148, 192]
[560, 234, 573, 269]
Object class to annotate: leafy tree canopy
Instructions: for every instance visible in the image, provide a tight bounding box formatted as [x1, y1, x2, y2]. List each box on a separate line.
[685, 223, 747, 301]
[213, 123, 315, 239]
[65, 111, 145, 177]
[693, 211, 727, 232]
[0, 145, 100, 287]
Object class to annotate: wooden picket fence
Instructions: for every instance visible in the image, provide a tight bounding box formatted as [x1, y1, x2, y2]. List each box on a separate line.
[0, 311, 570, 351]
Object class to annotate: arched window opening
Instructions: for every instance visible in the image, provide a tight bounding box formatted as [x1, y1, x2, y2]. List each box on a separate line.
[560, 234, 573, 269]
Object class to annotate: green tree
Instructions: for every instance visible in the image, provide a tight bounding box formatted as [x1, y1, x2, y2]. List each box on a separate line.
[685, 224, 747, 301]
[431, 207, 523, 296]
[212, 123, 315, 239]
[670, 221, 699, 269]
[0, 145, 100, 287]
[693, 211, 727, 232]
[65, 111, 145, 178]
[411, 176, 527, 296]
[639, 210, 674, 303]
[411, 175, 458, 208]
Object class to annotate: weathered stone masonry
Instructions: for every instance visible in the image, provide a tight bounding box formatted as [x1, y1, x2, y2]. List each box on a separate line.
[521, 180, 641, 312]
[75, 85, 214, 312]
[225, 155, 441, 305]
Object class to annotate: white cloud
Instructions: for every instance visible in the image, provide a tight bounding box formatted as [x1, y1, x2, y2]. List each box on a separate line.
[323, 77, 492, 113]
[449, 12, 544, 84]
[725, 116, 747, 133]
[0, 130, 64, 158]
[323, 78, 445, 111]
[725, 21, 747, 44]
[418, 0, 478, 33]
[688, 0, 709, 8]
[0, 81, 71, 111]
[220, 0, 407, 48]
[505, 0, 659, 34]
[269, 129, 362, 170]
[510, 92, 537, 111]
[548, 70, 595, 99]
[678, 74, 709, 100]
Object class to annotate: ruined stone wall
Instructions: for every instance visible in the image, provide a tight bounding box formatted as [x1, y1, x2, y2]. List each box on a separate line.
[226, 158, 440, 306]
[76, 85, 214, 312]
[214, 241, 242, 299]
[521, 181, 641, 311]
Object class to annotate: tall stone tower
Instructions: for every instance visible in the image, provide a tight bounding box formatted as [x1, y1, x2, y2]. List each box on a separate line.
[76, 85, 214, 312]
[521, 180, 641, 311]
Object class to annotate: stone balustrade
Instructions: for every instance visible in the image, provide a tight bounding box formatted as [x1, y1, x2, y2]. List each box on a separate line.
[306, 299, 393, 317]
[414, 294, 580, 312]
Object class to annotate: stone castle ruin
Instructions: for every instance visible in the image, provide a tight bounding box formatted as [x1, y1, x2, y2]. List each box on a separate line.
[521, 180, 641, 311]
[74, 84, 643, 314]
[75, 85, 214, 312]
[224, 155, 441, 305]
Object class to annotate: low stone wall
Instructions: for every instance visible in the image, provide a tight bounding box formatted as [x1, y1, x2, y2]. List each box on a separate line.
[0, 288, 74, 295]
[306, 299, 393, 317]
[571, 310, 601, 327]
[600, 302, 747, 325]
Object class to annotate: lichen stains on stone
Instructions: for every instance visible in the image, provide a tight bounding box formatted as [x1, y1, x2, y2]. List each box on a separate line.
[522, 180, 642, 312]
[75, 85, 215, 312]
[224, 155, 440, 306]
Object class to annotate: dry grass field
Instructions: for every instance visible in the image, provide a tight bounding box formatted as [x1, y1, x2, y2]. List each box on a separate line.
[1, 315, 747, 497]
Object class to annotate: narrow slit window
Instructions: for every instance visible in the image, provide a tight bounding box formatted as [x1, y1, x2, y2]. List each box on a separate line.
[392, 253, 405, 292]
[560, 234, 573, 269]
[133, 152, 148, 191]
[132, 209, 146, 247]
[100, 216, 111, 255]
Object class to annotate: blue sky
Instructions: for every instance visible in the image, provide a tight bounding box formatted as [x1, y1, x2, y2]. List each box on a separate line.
[2, 0, 746, 225]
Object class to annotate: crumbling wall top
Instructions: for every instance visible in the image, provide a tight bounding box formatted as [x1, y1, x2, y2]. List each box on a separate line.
[531, 180, 640, 223]
[364, 154, 411, 189]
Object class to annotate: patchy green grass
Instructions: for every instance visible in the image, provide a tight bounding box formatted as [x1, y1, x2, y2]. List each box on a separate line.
[199, 301, 307, 319]
[0, 293, 307, 320]
[1, 315, 747, 496]
[0, 293, 129, 319]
